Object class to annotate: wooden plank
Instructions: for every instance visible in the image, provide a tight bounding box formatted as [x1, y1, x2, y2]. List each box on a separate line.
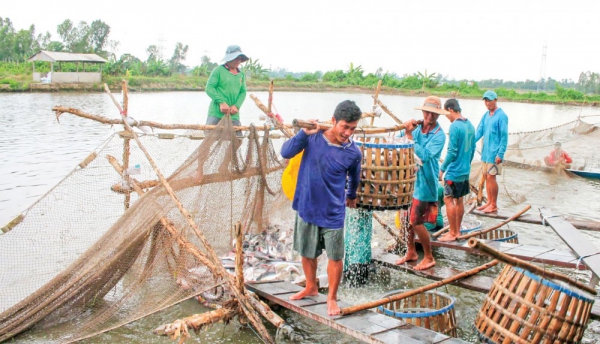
[246, 281, 470, 343]
[471, 208, 600, 232]
[540, 207, 600, 279]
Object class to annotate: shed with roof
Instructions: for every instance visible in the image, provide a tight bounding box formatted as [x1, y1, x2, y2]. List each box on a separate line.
[27, 50, 108, 84]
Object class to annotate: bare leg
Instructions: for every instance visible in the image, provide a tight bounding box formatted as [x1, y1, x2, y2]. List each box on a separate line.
[290, 256, 319, 300]
[413, 224, 436, 270]
[326, 259, 343, 316]
[477, 173, 491, 210]
[439, 196, 459, 242]
[456, 197, 465, 230]
[395, 226, 418, 264]
[482, 174, 499, 213]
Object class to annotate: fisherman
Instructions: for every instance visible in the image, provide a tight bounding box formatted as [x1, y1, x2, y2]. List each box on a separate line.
[475, 90, 508, 213]
[280, 100, 362, 316]
[544, 142, 572, 168]
[205, 45, 249, 137]
[438, 99, 476, 242]
[395, 96, 447, 271]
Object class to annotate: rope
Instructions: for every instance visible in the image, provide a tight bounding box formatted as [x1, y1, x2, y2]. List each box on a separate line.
[576, 252, 600, 270]
[541, 214, 563, 226]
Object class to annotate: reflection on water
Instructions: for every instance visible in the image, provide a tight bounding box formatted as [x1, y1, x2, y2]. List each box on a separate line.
[1, 92, 600, 343]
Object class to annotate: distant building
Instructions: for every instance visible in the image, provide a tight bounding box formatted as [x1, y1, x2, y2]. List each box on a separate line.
[27, 50, 107, 84]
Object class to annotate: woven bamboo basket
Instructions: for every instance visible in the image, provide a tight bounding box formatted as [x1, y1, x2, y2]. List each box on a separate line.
[474, 264, 594, 344]
[354, 137, 416, 210]
[377, 289, 457, 337]
[473, 229, 519, 244]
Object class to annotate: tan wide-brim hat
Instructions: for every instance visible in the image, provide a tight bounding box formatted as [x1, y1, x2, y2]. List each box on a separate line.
[414, 96, 450, 115]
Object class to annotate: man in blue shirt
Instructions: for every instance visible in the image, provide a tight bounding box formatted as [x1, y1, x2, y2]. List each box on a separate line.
[395, 96, 447, 271]
[280, 100, 362, 316]
[438, 99, 476, 242]
[475, 91, 508, 213]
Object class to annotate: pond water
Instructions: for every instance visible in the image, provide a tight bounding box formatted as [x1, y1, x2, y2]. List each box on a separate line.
[1, 91, 600, 343]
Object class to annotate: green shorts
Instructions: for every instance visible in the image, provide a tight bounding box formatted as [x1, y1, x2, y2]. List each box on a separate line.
[293, 213, 344, 261]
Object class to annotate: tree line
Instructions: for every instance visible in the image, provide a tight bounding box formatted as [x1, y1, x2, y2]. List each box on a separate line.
[2, 16, 600, 97]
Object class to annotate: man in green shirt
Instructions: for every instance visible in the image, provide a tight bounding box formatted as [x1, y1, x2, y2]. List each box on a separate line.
[205, 45, 249, 137]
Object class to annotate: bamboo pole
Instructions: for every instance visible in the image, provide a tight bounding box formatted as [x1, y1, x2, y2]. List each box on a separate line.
[53, 105, 293, 132]
[372, 212, 405, 245]
[103, 84, 274, 344]
[235, 222, 244, 294]
[371, 96, 404, 126]
[370, 80, 382, 127]
[121, 80, 131, 210]
[457, 205, 531, 240]
[340, 260, 499, 316]
[468, 239, 597, 295]
[248, 94, 293, 138]
[267, 81, 273, 117]
[154, 306, 238, 343]
[292, 119, 407, 134]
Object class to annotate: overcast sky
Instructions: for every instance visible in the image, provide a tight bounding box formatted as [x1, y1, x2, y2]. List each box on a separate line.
[3, 0, 599, 82]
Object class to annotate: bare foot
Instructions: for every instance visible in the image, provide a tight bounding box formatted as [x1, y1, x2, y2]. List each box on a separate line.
[413, 258, 436, 271]
[395, 252, 418, 265]
[438, 233, 459, 242]
[289, 287, 318, 300]
[482, 205, 498, 213]
[327, 299, 341, 316]
[477, 203, 490, 211]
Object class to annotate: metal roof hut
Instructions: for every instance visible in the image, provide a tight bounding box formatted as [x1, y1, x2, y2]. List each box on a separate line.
[27, 50, 107, 84]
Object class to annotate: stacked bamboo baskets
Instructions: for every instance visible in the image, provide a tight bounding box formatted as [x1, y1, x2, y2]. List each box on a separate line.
[354, 137, 416, 210]
[377, 289, 458, 337]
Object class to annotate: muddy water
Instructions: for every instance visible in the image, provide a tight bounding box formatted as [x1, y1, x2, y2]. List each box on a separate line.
[1, 91, 600, 343]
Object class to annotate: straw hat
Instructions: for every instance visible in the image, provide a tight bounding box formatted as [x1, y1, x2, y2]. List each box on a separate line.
[414, 96, 449, 115]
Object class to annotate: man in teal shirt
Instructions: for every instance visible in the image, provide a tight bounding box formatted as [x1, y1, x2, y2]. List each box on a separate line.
[395, 96, 447, 271]
[475, 91, 508, 213]
[205, 45, 248, 137]
[439, 99, 476, 242]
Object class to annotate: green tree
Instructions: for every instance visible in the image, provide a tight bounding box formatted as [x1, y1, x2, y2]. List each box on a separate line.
[169, 42, 188, 74]
[89, 20, 110, 55]
[146, 45, 159, 62]
[417, 69, 438, 92]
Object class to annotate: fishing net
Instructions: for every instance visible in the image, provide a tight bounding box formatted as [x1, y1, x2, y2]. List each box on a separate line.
[0, 118, 291, 343]
[503, 118, 600, 172]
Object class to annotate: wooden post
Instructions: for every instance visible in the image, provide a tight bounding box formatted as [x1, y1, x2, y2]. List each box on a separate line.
[468, 238, 597, 295]
[103, 84, 274, 344]
[267, 80, 274, 117]
[248, 94, 293, 138]
[370, 80, 382, 127]
[340, 260, 499, 316]
[235, 222, 244, 294]
[121, 80, 131, 210]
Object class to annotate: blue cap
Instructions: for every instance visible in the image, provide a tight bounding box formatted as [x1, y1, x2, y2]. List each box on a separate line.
[482, 90, 497, 100]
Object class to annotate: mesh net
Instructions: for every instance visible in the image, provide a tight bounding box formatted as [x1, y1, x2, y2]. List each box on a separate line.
[0, 118, 290, 343]
[503, 118, 600, 172]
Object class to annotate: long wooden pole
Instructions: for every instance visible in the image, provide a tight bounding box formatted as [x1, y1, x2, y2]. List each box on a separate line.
[468, 239, 597, 295]
[372, 212, 405, 245]
[103, 84, 274, 344]
[371, 96, 404, 126]
[340, 260, 499, 316]
[292, 119, 407, 134]
[248, 94, 293, 138]
[369, 80, 382, 127]
[457, 205, 531, 240]
[121, 80, 131, 210]
[53, 105, 292, 132]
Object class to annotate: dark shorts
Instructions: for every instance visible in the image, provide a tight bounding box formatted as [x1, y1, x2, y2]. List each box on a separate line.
[293, 213, 344, 261]
[409, 199, 438, 226]
[206, 116, 243, 137]
[443, 180, 470, 199]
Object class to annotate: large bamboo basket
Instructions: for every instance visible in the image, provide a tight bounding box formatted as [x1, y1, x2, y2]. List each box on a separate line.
[377, 289, 457, 337]
[354, 137, 416, 210]
[474, 264, 594, 344]
[472, 229, 519, 244]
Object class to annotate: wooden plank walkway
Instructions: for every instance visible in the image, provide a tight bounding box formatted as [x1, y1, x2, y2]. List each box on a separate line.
[471, 208, 600, 232]
[246, 280, 468, 344]
[540, 207, 600, 279]
[416, 237, 582, 269]
[373, 251, 600, 320]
